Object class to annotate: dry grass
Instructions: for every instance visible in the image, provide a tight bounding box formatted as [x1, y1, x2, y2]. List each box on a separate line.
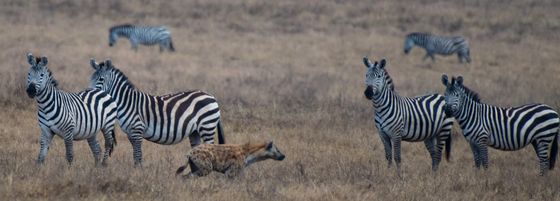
[1, 0, 559, 200]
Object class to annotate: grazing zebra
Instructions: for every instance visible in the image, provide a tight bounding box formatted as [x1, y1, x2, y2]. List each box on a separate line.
[404, 32, 471, 63]
[26, 53, 117, 166]
[363, 57, 453, 175]
[441, 75, 559, 175]
[89, 59, 225, 166]
[109, 24, 175, 52]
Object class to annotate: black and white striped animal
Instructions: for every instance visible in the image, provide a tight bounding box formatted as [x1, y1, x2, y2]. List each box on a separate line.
[363, 57, 454, 175]
[404, 32, 470, 63]
[26, 53, 117, 166]
[441, 75, 559, 175]
[89, 59, 225, 166]
[109, 24, 175, 52]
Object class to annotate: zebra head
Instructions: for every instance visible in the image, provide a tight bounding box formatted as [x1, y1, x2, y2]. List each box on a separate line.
[90, 58, 114, 92]
[108, 32, 118, 47]
[363, 57, 387, 100]
[26, 53, 56, 98]
[403, 36, 415, 54]
[441, 74, 464, 116]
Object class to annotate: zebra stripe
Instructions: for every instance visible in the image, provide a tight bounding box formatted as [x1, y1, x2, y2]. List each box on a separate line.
[26, 53, 117, 166]
[404, 32, 471, 63]
[442, 75, 559, 175]
[363, 57, 454, 175]
[109, 24, 175, 52]
[89, 59, 225, 166]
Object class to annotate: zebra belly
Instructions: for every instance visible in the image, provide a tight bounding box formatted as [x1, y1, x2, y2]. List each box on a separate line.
[143, 128, 187, 145]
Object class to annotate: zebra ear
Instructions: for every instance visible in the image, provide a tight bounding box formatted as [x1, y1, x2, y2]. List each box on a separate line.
[27, 53, 36, 66]
[363, 57, 373, 68]
[456, 76, 463, 86]
[105, 59, 112, 68]
[38, 56, 48, 66]
[441, 74, 449, 86]
[90, 58, 100, 70]
[378, 59, 386, 69]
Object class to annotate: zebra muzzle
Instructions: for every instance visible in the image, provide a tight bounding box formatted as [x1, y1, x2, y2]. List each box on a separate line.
[26, 85, 37, 98]
[364, 86, 374, 100]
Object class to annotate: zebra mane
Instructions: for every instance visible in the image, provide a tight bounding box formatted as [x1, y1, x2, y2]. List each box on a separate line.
[99, 61, 136, 89]
[109, 24, 135, 32]
[460, 85, 480, 103]
[383, 68, 395, 91]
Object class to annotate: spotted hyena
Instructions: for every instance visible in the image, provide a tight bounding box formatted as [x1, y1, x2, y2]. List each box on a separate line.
[176, 141, 285, 178]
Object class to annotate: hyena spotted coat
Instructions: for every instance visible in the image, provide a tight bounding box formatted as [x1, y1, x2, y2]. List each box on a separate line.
[176, 141, 285, 178]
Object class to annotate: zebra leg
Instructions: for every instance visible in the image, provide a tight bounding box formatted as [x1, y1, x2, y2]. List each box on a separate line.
[86, 137, 102, 166]
[101, 127, 116, 166]
[129, 39, 139, 52]
[469, 142, 481, 168]
[128, 133, 143, 166]
[378, 131, 393, 168]
[159, 43, 165, 52]
[478, 138, 489, 169]
[63, 134, 75, 165]
[424, 137, 438, 171]
[189, 131, 201, 148]
[200, 130, 216, 144]
[534, 141, 550, 176]
[37, 129, 54, 165]
[392, 136, 402, 177]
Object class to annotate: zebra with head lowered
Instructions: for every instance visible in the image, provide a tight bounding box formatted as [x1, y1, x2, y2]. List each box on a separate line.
[363, 57, 453, 176]
[26, 53, 117, 166]
[404, 32, 471, 63]
[441, 75, 559, 175]
[109, 24, 175, 52]
[89, 59, 225, 166]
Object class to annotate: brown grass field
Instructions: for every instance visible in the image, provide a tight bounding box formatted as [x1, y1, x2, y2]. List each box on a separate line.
[1, 0, 559, 200]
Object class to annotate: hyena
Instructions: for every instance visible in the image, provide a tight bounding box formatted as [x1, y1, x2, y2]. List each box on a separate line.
[176, 141, 285, 178]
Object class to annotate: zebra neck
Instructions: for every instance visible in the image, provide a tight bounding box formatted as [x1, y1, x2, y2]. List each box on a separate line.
[35, 84, 61, 110]
[371, 85, 397, 109]
[109, 82, 143, 110]
[114, 28, 131, 38]
[456, 98, 484, 130]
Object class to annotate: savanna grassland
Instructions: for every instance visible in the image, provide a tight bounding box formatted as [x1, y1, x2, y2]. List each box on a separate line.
[1, 0, 560, 200]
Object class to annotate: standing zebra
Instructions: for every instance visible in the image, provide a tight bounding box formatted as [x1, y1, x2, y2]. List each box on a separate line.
[109, 24, 175, 52]
[26, 53, 117, 166]
[441, 75, 559, 175]
[89, 59, 225, 166]
[404, 32, 471, 63]
[363, 57, 453, 175]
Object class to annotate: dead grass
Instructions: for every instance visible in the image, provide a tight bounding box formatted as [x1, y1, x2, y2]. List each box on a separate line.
[0, 0, 559, 200]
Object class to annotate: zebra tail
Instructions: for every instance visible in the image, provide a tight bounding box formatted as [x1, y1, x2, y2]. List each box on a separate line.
[217, 120, 226, 144]
[445, 135, 452, 161]
[549, 134, 558, 170]
[169, 39, 175, 52]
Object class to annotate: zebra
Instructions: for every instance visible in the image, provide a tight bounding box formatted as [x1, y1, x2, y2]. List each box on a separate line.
[403, 32, 471, 63]
[363, 57, 454, 176]
[441, 75, 559, 175]
[108, 24, 175, 52]
[89, 58, 225, 166]
[25, 53, 117, 166]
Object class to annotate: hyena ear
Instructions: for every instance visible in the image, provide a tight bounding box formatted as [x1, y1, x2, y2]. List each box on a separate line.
[456, 76, 463, 86]
[39, 56, 48, 66]
[27, 53, 36, 66]
[266, 141, 274, 149]
[90, 58, 99, 70]
[441, 74, 449, 86]
[378, 59, 387, 69]
[363, 57, 373, 68]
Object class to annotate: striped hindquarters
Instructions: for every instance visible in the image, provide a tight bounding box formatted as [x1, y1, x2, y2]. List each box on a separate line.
[144, 90, 220, 145]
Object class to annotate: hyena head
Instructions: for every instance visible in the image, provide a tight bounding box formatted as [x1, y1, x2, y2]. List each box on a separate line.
[249, 141, 285, 164]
